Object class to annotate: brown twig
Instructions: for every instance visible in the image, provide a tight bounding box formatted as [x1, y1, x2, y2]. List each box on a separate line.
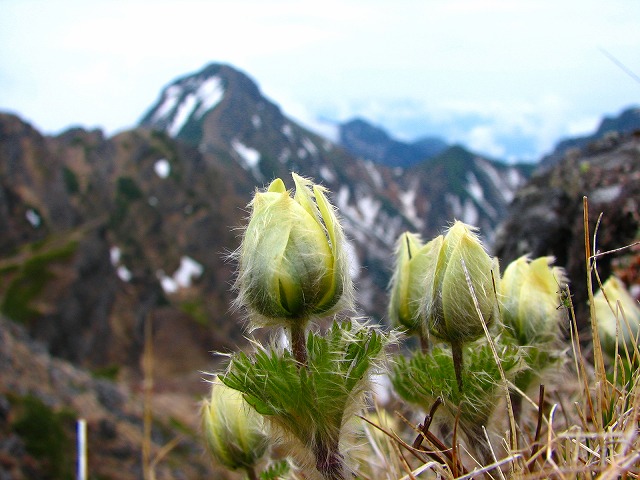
[412, 397, 443, 449]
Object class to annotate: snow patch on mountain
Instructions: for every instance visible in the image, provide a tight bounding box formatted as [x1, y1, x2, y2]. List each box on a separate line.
[193, 77, 224, 117]
[363, 161, 383, 189]
[320, 166, 336, 183]
[465, 171, 498, 220]
[282, 123, 294, 140]
[398, 181, 424, 230]
[357, 196, 381, 228]
[152, 76, 224, 137]
[302, 137, 318, 157]
[154, 159, 171, 178]
[446, 194, 480, 226]
[158, 256, 204, 294]
[232, 139, 260, 167]
[25, 209, 41, 228]
[475, 158, 524, 203]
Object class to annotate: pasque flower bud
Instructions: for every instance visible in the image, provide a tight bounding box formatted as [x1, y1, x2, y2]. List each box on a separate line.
[425, 221, 499, 344]
[500, 256, 567, 345]
[236, 173, 352, 327]
[388, 232, 442, 335]
[201, 378, 268, 471]
[594, 275, 640, 357]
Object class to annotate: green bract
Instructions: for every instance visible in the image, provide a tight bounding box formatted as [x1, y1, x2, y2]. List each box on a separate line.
[201, 378, 268, 471]
[501, 255, 566, 345]
[425, 221, 499, 344]
[388, 232, 442, 334]
[236, 173, 352, 327]
[594, 275, 640, 357]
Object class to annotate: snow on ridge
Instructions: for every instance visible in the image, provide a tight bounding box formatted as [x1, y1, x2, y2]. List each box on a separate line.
[319, 165, 336, 183]
[167, 93, 198, 137]
[232, 139, 263, 180]
[152, 85, 182, 123]
[232, 139, 261, 169]
[363, 161, 383, 189]
[155, 76, 224, 136]
[252, 114, 262, 129]
[302, 137, 318, 156]
[466, 172, 485, 203]
[282, 123, 294, 140]
[398, 181, 424, 230]
[357, 195, 381, 228]
[194, 76, 224, 118]
[474, 158, 524, 204]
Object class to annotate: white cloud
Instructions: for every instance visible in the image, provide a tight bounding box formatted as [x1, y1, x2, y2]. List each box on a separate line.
[466, 126, 506, 159]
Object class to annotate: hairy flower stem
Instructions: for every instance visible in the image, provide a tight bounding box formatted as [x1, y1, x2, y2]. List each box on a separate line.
[451, 341, 464, 392]
[315, 436, 345, 480]
[245, 466, 258, 480]
[419, 333, 431, 353]
[290, 323, 308, 367]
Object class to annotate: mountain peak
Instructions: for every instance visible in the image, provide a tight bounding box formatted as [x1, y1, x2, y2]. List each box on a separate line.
[139, 63, 263, 141]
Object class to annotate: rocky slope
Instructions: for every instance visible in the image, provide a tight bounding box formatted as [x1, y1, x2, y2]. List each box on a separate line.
[493, 130, 640, 330]
[0, 315, 228, 479]
[0, 112, 252, 387]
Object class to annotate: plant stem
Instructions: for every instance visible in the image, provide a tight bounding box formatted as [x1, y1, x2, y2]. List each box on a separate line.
[419, 333, 431, 353]
[245, 466, 258, 480]
[290, 322, 308, 367]
[451, 340, 464, 392]
[315, 436, 345, 480]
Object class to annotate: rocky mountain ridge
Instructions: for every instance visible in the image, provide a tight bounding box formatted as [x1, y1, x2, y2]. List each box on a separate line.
[539, 106, 640, 169]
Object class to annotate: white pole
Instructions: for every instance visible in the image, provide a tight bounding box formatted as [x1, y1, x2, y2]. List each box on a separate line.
[77, 419, 87, 480]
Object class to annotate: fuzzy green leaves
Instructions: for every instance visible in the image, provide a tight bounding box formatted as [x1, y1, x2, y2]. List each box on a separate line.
[236, 173, 353, 328]
[392, 342, 522, 431]
[221, 321, 388, 476]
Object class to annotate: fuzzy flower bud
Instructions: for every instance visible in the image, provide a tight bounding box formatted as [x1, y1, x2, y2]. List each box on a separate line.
[236, 173, 352, 327]
[500, 256, 567, 345]
[594, 276, 640, 357]
[425, 221, 499, 344]
[201, 378, 268, 471]
[388, 232, 442, 334]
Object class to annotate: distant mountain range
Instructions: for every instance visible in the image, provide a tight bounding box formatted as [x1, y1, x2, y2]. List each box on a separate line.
[338, 117, 449, 168]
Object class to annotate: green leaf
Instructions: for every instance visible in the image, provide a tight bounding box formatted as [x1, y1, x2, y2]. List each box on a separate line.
[392, 340, 523, 428]
[221, 320, 390, 455]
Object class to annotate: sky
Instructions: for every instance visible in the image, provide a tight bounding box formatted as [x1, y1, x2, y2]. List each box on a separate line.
[1, 0, 639, 162]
